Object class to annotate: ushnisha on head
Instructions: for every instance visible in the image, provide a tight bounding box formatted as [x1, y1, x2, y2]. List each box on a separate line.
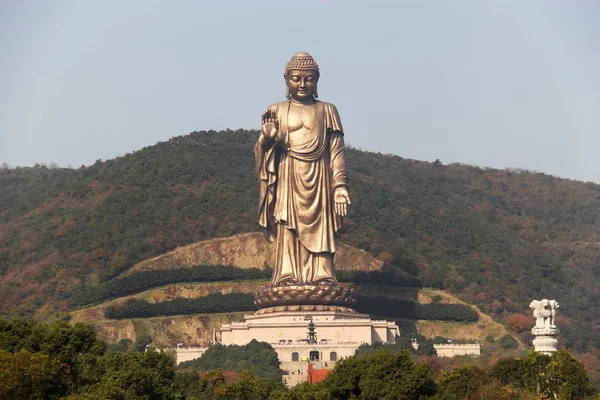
[284, 52, 320, 100]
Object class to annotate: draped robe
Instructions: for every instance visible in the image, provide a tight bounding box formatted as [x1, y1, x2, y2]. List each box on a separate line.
[255, 100, 348, 285]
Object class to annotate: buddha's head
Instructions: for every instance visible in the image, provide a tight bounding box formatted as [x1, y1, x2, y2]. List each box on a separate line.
[284, 52, 320, 101]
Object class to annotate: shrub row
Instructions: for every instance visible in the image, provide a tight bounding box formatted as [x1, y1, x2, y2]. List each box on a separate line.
[104, 293, 256, 319]
[357, 296, 479, 322]
[337, 267, 420, 287]
[105, 293, 477, 322]
[415, 302, 479, 322]
[72, 265, 270, 307]
[74, 265, 421, 308]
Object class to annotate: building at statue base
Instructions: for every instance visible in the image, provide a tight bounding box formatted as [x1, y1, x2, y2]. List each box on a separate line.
[220, 308, 398, 386]
[220, 309, 398, 363]
[307, 363, 333, 384]
[433, 343, 481, 357]
[175, 346, 209, 365]
[172, 304, 398, 387]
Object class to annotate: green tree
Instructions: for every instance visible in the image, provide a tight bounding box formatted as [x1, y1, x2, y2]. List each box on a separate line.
[105, 338, 133, 353]
[0, 319, 38, 352]
[324, 350, 436, 400]
[500, 350, 597, 399]
[72, 350, 180, 400]
[324, 355, 362, 399]
[0, 319, 106, 397]
[173, 370, 228, 400]
[134, 334, 153, 352]
[0, 349, 62, 400]
[489, 357, 526, 388]
[521, 351, 551, 396]
[179, 340, 282, 382]
[270, 382, 330, 400]
[418, 341, 437, 356]
[497, 334, 518, 349]
[213, 370, 270, 400]
[544, 350, 595, 400]
[434, 365, 488, 400]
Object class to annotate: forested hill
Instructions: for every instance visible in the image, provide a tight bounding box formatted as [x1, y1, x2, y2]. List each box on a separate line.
[1, 129, 600, 352]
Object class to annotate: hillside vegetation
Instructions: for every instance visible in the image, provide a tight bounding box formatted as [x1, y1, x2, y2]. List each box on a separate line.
[1, 129, 599, 353]
[70, 280, 506, 347]
[66, 236, 498, 347]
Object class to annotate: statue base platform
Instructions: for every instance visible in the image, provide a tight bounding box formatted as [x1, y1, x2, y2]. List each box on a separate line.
[255, 305, 357, 314]
[531, 325, 559, 355]
[532, 335, 558, 355]
[219, 282, 396, 366]
[220, 309, 398, 363]
[254, 284, 358, 309]
[531, 326, 559, 336]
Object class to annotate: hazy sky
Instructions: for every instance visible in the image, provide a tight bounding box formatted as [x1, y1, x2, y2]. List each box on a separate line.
[1, 1, 599, 183]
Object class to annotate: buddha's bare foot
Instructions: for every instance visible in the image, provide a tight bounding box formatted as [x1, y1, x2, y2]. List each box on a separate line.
[316, 280, 336, 287]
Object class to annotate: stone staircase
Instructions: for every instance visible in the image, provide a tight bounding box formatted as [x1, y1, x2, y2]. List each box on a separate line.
[280, 361, 309, 386]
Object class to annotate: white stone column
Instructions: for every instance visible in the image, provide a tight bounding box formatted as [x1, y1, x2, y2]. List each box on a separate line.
[529, 299, 559, 355]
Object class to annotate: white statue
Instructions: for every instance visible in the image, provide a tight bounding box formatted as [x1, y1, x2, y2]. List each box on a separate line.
[548, 299, 559, 326]
[529, 299, 559, 354]
[529, 299, 559, 329]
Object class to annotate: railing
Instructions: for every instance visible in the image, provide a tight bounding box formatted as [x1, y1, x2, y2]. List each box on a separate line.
[271, 341, 360, 346]
[177, 346, 209, 351]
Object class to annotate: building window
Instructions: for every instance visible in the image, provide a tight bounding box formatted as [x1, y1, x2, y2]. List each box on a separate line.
[330, 351, 337, 361]
[292, 352, 299, 362]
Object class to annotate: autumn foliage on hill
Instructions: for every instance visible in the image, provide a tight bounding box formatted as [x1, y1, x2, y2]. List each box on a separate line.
[1, 129, 600, 352]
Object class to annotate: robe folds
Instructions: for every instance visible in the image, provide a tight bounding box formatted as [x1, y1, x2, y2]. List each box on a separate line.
[254, 100, 348, 285]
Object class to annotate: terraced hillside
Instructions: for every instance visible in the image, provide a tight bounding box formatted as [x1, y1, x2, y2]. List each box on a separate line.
[72, 286, 509, 347]
[124, 232, 386, 275]
[71, 234, 510, 348]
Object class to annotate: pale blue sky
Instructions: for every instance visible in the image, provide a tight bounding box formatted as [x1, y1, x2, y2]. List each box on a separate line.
[1, 0, 599, 183]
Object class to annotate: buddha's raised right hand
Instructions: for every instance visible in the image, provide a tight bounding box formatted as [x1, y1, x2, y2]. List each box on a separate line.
[261, 108, 279, 141]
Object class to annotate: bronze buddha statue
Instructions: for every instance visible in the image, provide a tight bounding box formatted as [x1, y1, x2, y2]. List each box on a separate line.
[255, 52, 351, 287]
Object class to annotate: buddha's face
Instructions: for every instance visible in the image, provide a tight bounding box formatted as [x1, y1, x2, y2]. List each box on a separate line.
[287, 69, 318, 101]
